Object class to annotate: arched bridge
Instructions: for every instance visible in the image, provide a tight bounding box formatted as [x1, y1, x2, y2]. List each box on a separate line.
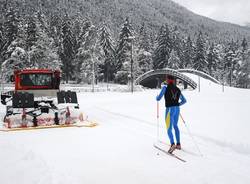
[177, 69, 221, 84]
[135, 68, 197, 89]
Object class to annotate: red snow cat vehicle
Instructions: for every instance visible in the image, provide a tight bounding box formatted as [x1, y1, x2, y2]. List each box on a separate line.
[0, 69, 96, 131]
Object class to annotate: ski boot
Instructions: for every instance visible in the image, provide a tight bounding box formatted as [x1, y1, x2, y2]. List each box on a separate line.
[168, 144, 176, 154]
[176, 143, 181, 150]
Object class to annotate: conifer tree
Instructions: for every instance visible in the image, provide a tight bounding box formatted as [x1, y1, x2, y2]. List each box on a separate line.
[0, 29, 4, 64]
[153, 24, 172, 69]
[194, 31, 207, 72]
[24, 12, 61, 69]
[73, 19, 92, 83]
[207, 42, 219, 76]
[115, 17, 134, 84]
[168, 50, 180, 69]
[76, 22, 99, 84]
[171, 26, 184, 68]
[3, 8, 19, 47]
[26, 16, 38, 50]
[223, 40, 239, 86]
[241, 37, 248, 53]
[237, 38, 249, 88]
[60, 14, 75, 83]
[98, 24, 115, 82]
[137, 23, 153, 76]
[48, 11, 63, 48]
[183, 36, 194, 68]
[1, 7, 20, 63]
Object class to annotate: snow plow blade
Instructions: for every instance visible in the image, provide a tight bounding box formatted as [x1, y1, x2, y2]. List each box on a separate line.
[1, 90, 97, 131]
[0, 121, 98, 132]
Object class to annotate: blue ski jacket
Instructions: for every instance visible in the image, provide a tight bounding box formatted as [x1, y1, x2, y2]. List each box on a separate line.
[156, 85, 186, 106]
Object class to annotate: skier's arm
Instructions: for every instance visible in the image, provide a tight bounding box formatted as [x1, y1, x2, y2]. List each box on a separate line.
[156, 85, 167, 101]
[179, 93, 187, 106]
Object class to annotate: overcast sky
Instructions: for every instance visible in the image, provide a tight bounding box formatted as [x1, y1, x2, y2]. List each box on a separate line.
[172, 0, 250, 26]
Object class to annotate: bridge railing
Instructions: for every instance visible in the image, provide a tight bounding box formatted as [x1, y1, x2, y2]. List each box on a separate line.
[177, 69, 221, 84]
[135, 68, 197, 89]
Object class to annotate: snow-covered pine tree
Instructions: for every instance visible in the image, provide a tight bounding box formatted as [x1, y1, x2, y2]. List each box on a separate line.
[247, 50, 250, 88]
[137, 23, 153, 76]
[1, 7, 30, 76]
[48, 11, 63, 49]
[171, 26, 184, 68]
[72, 15, 83, 51]
[36, 11, 50, 35]
[25, 12, 61, 70]
[1, 7, 20, 64]
[193, 31, 207, 72]
[232, 50, 243, 87]
[3, 8, 19, 48]
[168, 49, 180, 69]
[0, 29, 4, 65]
[4, 37, 28, 70]
[73, 19, 92, 83]
[241, 37, 248, 53]
[1, 45, 29, 82]
[76, 22, 99, 84]
[26, 16, 38, 51]
[77, 20, 92, 47]
[1, 19, 28, 80]
[236, 38, 250, 88]
[183, 35, 194, 68]
[223, 40, 239, 86]
[115, 17, 134, 84]
[207, 42, 219, 76]
[60, 14, 75, 83]
[211, 44, 224, 81]
[153, 24, 172, 69]
[98, 23, 115, 82]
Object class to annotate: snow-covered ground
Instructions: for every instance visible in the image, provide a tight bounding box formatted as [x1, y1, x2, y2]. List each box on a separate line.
[0, 75, 250, 184]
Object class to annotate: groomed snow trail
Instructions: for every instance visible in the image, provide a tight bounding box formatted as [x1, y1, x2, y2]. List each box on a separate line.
[1, 76, 250, 184]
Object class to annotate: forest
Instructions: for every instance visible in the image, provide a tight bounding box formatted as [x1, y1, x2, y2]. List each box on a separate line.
[0, 0, 249, 88]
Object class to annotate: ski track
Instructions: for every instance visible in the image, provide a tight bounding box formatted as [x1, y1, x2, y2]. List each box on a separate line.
[86, 104, 250, 166]
[0, 139, 53, 184]
[92, 105, 250, 158]
[1, 82, 250, 184]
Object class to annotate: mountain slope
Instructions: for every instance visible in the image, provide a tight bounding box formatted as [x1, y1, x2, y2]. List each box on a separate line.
[72, 0, 250, 41]
[2, 0, 250, 42]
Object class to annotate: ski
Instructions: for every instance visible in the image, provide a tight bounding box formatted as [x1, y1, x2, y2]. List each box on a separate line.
[158, 140, 199, 156]
[154, 144, 186, 163]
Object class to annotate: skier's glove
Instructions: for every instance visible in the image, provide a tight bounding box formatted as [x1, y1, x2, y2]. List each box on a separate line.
[156, 95, 160, 101]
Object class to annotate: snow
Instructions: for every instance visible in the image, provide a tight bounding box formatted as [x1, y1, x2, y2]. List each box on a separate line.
[1, 74, 250, 184]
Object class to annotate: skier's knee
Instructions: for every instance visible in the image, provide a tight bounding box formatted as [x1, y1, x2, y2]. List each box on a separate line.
[173, 125, 179, 131]
[167, 128, 172, 134]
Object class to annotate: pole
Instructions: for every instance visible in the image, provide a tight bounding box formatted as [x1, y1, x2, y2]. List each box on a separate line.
[106, 63, 109, 91]
[92, 57, 95, 93]
[221, 73, 224, 92]
[0, 67, 4, 93]
[179, 113, 203, 156]
[157, 101, 159, 142]
[130, 39, 133, 93]
[230, 68, 232, 87]
[198, 76, 200, 92]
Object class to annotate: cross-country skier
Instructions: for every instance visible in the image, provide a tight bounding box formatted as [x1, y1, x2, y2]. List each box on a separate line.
[156, 75, 187, 153]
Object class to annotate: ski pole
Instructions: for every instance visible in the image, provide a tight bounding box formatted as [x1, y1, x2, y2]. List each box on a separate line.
[156, 101, 160, 156]
[157, 101, 160, 142]
[180, 113, 203, 156]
